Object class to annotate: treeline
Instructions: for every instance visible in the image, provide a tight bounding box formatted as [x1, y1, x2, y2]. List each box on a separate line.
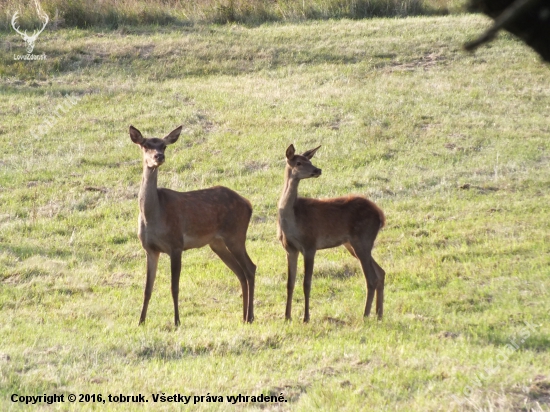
[0, 0, 459, 30]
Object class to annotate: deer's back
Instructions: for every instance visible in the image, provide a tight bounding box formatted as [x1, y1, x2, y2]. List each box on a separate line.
[159, 185, 251, 226]
[144, 186, 252, 252]
[293, 196, 384, 249]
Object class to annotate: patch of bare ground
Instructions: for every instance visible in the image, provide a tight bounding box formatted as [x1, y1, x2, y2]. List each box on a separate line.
[102, 272, 134, 287]
[384, 50, 450, 72]
[529, 375, 550, 405]
[244, 161, 271, 173]
[315, 262, 358, 279]
[481, 376, 550, 411]
[268, 383, 308, 404]
[323, 316, 349, 326]
[438, 331, 460, 339]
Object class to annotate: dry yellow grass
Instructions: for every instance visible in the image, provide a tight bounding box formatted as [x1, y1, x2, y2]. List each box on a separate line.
[0, 0, 464, 30]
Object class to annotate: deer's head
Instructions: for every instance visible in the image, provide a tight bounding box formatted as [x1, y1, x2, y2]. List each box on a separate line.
[130, 126, 182, 169]
[11, 2, 49, 54]
[285, 144, 322, 180]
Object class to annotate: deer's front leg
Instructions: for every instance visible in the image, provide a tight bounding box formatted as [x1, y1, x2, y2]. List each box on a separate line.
[170, 250, 183, 327]
[139, 251, 160, 325]
[285, 248, 299, 321]
[303, 250, 316, 323]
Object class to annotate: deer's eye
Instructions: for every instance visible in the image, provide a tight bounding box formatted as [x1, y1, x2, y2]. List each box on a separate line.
[296, 162, 302, 166]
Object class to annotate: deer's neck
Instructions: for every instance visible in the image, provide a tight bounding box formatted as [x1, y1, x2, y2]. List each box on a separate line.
[278, 166, 300, 221]
[139, 164, 161, 222]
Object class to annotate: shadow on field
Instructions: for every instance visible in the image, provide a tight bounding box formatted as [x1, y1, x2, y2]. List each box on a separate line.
[467, 322, 550, 354]
[1, 40, 360, 80]
[2, 243, 73, 261]
[0, 26, 453, 80]
[0, 84, 91, 98]
[136, 334, 283, 360]
[0, 244, 97, 284]
[485, 333, 550, 353]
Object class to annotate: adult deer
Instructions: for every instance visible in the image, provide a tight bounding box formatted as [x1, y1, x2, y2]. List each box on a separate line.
[277, 144, 386, 322]
[130, 125, 256, 326]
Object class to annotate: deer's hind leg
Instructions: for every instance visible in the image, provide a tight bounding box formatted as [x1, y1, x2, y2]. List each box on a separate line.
[372, 258, 385, 319]
[210, 239, 251, 323]
[347, 240, 383, 319]
[224, 241, 256, 323]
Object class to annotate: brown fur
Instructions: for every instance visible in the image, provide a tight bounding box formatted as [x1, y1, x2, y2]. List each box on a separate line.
[278, 144, 386, 322]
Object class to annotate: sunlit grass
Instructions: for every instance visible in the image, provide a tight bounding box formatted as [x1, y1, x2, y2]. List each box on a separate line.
[0, 15, 549, 411]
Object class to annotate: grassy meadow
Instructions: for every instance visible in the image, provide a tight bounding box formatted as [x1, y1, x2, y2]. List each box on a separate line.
[1, 12, 550, 412]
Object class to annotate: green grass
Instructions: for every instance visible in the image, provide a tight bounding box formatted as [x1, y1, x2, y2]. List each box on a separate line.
[1, 14, 550, 411]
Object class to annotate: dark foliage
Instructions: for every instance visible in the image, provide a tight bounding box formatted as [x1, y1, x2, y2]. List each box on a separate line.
[469, 0, 550, 62]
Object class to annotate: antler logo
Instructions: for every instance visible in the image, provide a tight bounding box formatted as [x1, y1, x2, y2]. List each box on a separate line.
[11, 0, 49, 54]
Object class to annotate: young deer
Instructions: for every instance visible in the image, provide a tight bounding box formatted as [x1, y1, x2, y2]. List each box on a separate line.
[277, 144, 386, 322]
[130, 125, 256, 326]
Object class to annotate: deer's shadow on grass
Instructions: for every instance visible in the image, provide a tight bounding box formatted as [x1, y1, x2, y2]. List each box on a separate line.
[474, 329, 550, 353]
[0, 23, 446, 80]
[1, 243, 73, 261]
[136, 335, 283, 361]
[0, 243, 95, 283]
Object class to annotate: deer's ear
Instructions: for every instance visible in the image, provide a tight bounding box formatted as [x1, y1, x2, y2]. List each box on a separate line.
[286, 144, 296, 160]
[129, 125, 144, 145]
[302, 145, 321, 160]
[163, 126, 182, 145]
